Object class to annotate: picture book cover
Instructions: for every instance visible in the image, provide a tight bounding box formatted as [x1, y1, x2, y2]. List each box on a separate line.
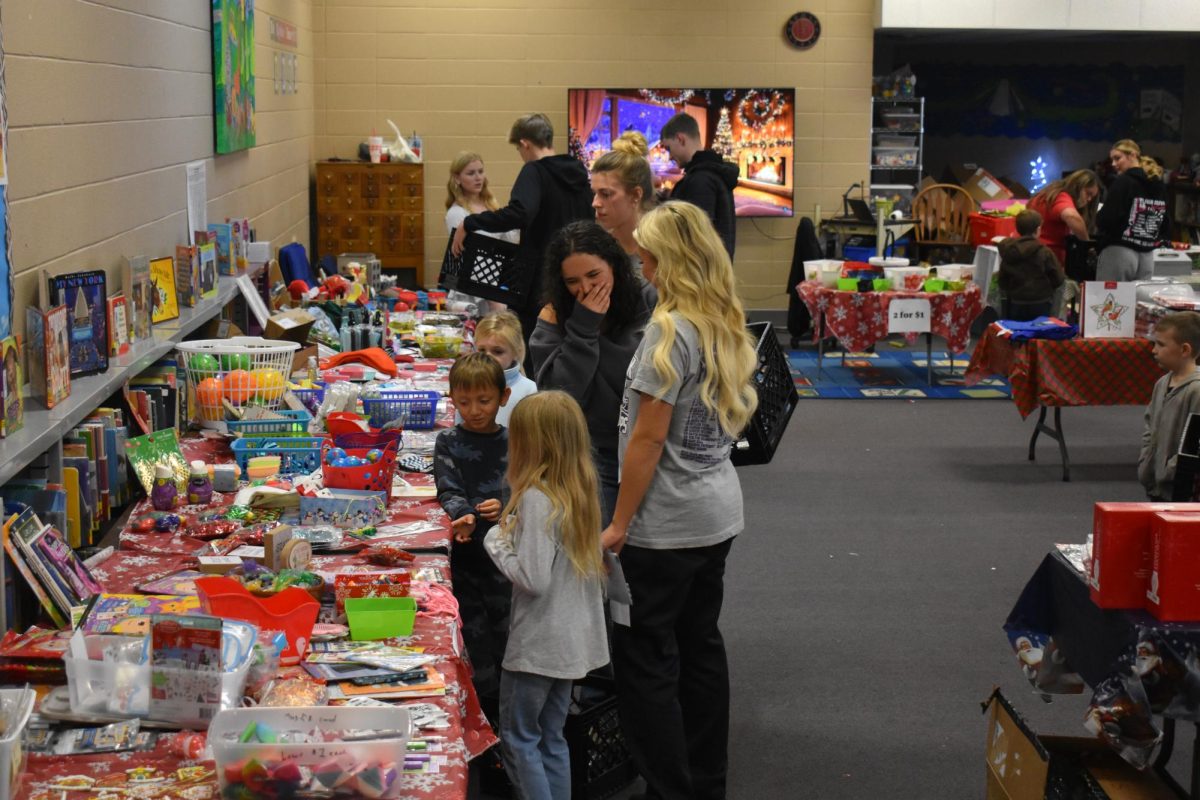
[1, 336, 23, 438]
[173, 245, 197, 308]
[149, 614, 222, 724]
[229, 218, 248, 272]
[196, 231, 218, 300]
[2, 511, 67, 628]
[123, 255, 153, 342]
[79, 594, 200, 635]
[208, 222, 234, 276]
[49, 270, 108, 378]
[138, 570, 203, 596]
[32, 525, 103, 602]
[25, 304, 70, 409]
[13, 524, 75, 618]
[1082, 281, 1137, 339]
[149, 256, 179, 324]
[107, 293, 130, 357]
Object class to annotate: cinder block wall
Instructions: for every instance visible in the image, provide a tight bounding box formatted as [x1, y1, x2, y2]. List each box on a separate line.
[312, 0, 875, 309]
[5, 0, 316, 343]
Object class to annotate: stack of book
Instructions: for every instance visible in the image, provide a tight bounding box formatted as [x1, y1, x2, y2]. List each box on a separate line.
[125, 358, 187, 437]
[2, 508, 103, 629]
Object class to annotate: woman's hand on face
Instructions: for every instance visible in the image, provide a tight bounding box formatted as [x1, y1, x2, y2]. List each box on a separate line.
[579, 281, 612, 315]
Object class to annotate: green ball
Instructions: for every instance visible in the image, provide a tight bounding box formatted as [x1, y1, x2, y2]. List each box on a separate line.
[189, 353, 219, 374]
[220, 352, 251, 371]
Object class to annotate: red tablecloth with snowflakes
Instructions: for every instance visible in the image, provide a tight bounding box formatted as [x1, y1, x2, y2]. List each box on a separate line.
[965, 323, 1160, 418]
[22, 553, 488, 800]
[796, 280, 984, 353]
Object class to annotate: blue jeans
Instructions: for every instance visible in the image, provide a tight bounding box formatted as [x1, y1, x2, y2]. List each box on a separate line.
[499, 669, 573, 800]
[595, 448, 619, 529]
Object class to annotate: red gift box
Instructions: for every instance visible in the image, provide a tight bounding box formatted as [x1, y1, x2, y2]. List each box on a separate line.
[968, 212, 1017, 247]
[334, 572, 411, 615]
[1090, 502, 1200, 608]
[1147, 512, 1200, 621]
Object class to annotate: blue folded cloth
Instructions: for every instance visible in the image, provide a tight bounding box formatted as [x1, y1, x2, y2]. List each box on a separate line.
[998, 316, 1078, 343]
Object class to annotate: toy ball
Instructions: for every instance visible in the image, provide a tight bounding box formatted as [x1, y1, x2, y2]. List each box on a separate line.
[220, 352, 252, 372]
[332, 458, 350, 468]
[252, 369, 285, 402]
[155, 514, 181, 532]
[328, 447, 347, 461]
[196, 377, 226, 421]
[189, 353, 220, 374]
[365, 449, 383, 463]
[224, 370, 256, 404]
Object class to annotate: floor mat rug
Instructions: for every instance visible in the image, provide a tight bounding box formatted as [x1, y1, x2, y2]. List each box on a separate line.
[788, 348, 1010, 400]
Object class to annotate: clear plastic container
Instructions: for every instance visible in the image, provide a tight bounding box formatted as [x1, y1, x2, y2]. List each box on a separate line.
[873, 147, 919, 167]
[0, 688, 34, 796]
[209, 705, 411, 798]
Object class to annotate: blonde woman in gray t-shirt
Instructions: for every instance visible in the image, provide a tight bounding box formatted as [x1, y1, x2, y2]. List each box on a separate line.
[602, 201, 758, 800]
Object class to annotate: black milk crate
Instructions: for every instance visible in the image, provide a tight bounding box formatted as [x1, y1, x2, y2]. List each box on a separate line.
[732, 321, 798, 466]
[566, 676, 636, 800]
[439, 230, 534, 308]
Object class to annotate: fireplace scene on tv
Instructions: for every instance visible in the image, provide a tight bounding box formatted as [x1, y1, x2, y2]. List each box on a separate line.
[568, 87, 795, 217]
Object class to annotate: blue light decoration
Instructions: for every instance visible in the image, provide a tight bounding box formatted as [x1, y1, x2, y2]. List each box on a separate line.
[1029, 156, 1048, 192]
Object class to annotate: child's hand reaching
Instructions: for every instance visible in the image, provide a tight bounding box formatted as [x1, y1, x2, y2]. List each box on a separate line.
[451, 514, 476, 542]
[475, 498, 502, 522]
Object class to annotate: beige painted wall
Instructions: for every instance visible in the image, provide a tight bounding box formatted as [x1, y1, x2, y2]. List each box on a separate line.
[312, 0, 875, 309]
[5, 0, 316, 346]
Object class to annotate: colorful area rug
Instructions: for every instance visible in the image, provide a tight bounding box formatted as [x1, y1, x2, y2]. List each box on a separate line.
[789, 348, 1011, 400]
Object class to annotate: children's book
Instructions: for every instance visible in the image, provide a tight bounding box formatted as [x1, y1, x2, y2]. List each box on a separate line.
[49, 270, 108, 377]
[62, 467, 81, 548]
[25, 304, 70, 409]
[229, 218, 249, 272]
[2, 511, 67, 628]
[148, 256, 179, 324]
[173, 245, 197, 308]
[123, 255, 153, 342]
[149, 614, 222, 725]
[137, 570, 204, 597]
[78, 594, 201, 634]
[107, 293, 130, 357]
[30, 525, 103, 602]
[195, 230, 218, 300]
[208, 222, 234, 276]
[1, 336, 23, 438]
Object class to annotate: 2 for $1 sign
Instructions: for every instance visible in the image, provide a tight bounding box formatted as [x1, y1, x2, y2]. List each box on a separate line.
[888, 298, 931, 334]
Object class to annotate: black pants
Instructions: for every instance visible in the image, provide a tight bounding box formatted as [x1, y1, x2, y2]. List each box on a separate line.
[451, 554, 511, 726]
[612, 539, 734, 800]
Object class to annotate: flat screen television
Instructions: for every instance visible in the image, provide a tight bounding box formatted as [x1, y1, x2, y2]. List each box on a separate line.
[568, 88, 795, 218]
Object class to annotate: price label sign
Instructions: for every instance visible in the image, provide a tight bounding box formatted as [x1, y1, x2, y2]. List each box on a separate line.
[888, 298, 931, 333]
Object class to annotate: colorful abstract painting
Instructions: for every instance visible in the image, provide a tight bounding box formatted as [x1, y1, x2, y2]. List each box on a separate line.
[212, 0, 255, 154]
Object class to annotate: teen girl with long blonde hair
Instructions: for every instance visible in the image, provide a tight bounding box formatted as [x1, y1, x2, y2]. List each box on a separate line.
[601, 200, 757, 800]
[1096, 138, 1169, 281]
[483, 391, 608, 800]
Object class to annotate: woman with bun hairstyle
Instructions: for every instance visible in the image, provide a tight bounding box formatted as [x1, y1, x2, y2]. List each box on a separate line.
[602, 201, 758, 800]
[530, 221, 656, 526]
[1096, 139, 1169, 281]
[590, 131, 656, 269]
[1027, 169, 1100, 268]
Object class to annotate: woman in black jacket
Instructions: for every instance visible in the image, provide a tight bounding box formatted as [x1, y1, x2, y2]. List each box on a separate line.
[1096, 139, 1169, 281]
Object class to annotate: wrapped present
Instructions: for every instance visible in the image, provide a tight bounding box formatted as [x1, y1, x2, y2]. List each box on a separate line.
[334, 572, 412, 615]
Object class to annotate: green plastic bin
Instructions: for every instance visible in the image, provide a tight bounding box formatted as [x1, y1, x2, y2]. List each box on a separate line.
[346, 596, 417, 640]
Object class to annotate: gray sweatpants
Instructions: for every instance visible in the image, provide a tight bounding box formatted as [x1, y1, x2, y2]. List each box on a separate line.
[1096, 245, 1154, 282]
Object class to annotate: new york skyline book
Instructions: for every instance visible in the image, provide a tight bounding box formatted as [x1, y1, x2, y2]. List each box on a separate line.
[48, 270, 108, 378]
[149, 256, 179, 324]
[123, 255, 153, 342]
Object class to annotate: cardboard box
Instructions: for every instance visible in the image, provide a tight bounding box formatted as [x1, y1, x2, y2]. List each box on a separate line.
[265, 308, 314, 344]
[961, 167, 1012, 205]
[299, 490, 387, 528]
[1091, 502, 1200, 609]
[984, 689, 1176, 799]
[1147, 512, 1200, 621]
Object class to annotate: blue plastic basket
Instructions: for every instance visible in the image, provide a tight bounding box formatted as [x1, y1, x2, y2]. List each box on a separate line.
[230, 436, 325, 477]
[225, 409, 312, 437]
[291, 387, 325, 414]
[361, 390, 441, 430]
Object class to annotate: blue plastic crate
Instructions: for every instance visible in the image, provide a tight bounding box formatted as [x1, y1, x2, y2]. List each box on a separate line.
[225, 409, 312, 437]
[291, 387, 325, 414]
[362, 390, 441, 430]
[230, 436, 325, 477]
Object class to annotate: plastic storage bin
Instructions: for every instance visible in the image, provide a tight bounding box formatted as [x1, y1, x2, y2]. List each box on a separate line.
[230, 436, 325, 477]
[567, 677, 637, 800]
[291, 386, 325, 414]
[177, 337, 300, 429]
[210, 705, 411, 799]
[879, 110, 921, 131]
[225, 409, 312, 437]
[362, 390, 441, 429]
[875, 134, 916, 148]
[873, 147, 919, 167]
[0, 688, 34, 797]
[731, 322, 798, 467]
[969, 213, 1018, 247]
[346, 596, 417, 640]
[439, 230, 531, 308]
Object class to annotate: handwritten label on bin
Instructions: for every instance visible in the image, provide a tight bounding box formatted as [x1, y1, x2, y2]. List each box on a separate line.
[888, 299, 931, 334]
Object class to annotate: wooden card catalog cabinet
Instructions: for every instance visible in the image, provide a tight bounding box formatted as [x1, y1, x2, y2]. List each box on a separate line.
[315, 161, 424, 284]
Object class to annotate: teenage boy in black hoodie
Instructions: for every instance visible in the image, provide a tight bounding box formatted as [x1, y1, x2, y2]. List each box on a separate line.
[660, 113, 739, 257]
[451, 113, 595, 344]
[998, 209, 1065, 322]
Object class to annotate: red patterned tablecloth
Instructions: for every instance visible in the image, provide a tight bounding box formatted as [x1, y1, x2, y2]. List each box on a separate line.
[965, 323, 1160, 418]
[796, 280, 984, 353]
[23, 553, 488, 800]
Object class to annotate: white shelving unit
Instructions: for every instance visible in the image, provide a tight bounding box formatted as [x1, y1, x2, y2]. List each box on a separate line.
[869, 96, 925, 207]
[0, 263, 265, 629]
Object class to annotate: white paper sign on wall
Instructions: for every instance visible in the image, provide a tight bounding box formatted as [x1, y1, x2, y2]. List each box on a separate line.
[888, 298, 932, 333]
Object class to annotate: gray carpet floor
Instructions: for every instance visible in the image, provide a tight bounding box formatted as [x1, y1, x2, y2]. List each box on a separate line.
[477, 381, 1195, 798]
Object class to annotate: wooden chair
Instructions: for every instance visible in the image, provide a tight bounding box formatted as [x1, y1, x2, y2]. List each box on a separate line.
[911, 183, 976, 263]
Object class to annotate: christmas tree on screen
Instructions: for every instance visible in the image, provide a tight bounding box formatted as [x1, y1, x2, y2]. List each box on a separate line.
[713, 107, 734, 159]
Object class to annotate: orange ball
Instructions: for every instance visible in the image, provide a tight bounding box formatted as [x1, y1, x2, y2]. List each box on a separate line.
[196, 377, 225, 420]
[224, 370, 256, 404]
